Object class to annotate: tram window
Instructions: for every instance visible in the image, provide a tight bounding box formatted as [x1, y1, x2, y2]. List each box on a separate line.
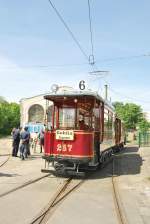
[59, 108, 75, 128]
[47, 105, 53, 130]
[104, 109, 109, 140]
[108, 112, 113, 139]
[77, 109, 91, 130]
[78, 116, 90, 130]
[104, 109, 113, 140]
[93, 107, 100, 130]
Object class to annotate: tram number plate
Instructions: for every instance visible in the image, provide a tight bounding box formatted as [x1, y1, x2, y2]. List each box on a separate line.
[56, 144, 72, 152]
[56, 130, 74, 140]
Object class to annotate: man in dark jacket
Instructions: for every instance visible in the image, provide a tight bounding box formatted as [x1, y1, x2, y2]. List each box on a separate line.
[39, 130, 44, 153]
[12, 128, 20, 157]
[20, 127, 30, 160]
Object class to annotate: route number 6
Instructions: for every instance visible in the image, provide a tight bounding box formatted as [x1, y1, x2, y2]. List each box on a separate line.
[79, 80, 85, 90]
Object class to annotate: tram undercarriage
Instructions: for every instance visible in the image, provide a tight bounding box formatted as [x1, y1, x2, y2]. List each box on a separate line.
[41, 143, 124, 177]
[41, 155, 92, 177]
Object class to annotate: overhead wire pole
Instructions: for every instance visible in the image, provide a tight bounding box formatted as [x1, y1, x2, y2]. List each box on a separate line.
[47, 0, 89, 62]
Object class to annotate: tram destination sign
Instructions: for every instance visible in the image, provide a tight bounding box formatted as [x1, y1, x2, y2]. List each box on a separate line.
[56, 130, 74, 140]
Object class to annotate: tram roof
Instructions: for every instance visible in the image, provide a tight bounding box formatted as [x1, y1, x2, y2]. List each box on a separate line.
[44, 90, 114, 111]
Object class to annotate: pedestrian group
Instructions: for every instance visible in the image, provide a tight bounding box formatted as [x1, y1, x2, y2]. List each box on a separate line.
[11, 127, 44, 160]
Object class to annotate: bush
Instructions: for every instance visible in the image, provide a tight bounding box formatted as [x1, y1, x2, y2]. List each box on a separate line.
[0, 101, 20, 135]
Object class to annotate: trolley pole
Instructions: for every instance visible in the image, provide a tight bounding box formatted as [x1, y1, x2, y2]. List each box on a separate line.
[104, 84, 108, 100]
[89, 70, 109, 95]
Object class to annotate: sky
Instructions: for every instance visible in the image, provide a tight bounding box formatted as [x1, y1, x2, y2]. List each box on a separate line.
[0, 0, 150, 112]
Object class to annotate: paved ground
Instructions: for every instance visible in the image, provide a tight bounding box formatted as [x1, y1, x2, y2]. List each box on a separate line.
[0, 138, 150, 224]
[46, 146, 150, 224]
[115, 146, 150, 224]
[0, 137, 67, 224]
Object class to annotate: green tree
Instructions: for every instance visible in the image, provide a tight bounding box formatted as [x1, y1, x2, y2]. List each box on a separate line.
[113, 102, 144, 130]
[0, 100, 20, 135]
[138, 119, 150, 132]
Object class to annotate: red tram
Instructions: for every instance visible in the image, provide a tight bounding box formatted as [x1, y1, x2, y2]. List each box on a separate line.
[42, 87, 125, 176]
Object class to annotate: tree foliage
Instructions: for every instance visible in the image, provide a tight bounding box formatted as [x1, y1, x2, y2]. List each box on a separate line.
[0, 98, 20, 135]
[138, 119, 150, 133]
[113, 102, 150, 131]
[0, 96, 7, 103]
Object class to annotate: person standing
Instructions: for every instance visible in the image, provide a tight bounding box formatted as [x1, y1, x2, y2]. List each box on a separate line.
[39, 130, 44, 153]
[11, 127, 16, 157]
[31, 132, 38, 153]
[26, 128, 31, 156]
[20, 127, 30, 160]
[12, 127, 20, 157]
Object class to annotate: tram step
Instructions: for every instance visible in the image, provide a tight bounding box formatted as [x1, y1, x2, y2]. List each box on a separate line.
[41, 169, 55, 174]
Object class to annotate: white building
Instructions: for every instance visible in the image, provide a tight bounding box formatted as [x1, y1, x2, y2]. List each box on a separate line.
[20, 86, 74, 133]
[20, 93, 47, 133]
[144, 112, 150, 122]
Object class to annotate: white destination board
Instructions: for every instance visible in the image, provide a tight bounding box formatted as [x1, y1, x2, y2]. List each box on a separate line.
[56, 130, 74, 140]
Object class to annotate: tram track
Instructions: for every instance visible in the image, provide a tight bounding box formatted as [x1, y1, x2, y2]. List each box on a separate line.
[0, 174, 51, 198]
[0, 153, 11, 157]
[0, 139, 12, 167]
[112, 155, 128, 224]
[0, 155, 10, 168]
[29, 154, 127, 224]
[30, 176, 86, 224]
[0, 146, 128, 224]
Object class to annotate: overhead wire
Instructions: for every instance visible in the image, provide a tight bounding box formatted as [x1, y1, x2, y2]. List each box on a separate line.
[88, 70, 150, 104]
[47, 0, 89, 62]
[45, 1, 150, 105]
[96, 53, 150, 64]
[109, 88, 150, 104]
[88, 61, 150, 104]
[0, 62, 88, 70]
[2, 1, 149, 75]
[86, 37, 150, 104]
[103, 79, 150, 104]
[87, 0, 95, 65]
[0, 53, 150, 70]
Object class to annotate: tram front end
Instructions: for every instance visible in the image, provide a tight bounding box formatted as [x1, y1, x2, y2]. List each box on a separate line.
[42, 92, 99, 176]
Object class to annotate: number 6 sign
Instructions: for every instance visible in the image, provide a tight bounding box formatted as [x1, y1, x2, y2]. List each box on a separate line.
[79, 80, 86, 90]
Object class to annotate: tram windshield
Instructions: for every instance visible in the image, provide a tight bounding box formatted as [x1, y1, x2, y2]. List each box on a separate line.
[45, 96, 97, 130]
[59, 108, 75, 128]
[55, 105, 92, 130]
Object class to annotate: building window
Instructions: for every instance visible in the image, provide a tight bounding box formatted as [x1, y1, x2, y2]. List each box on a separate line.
[28, 104, 44, 123]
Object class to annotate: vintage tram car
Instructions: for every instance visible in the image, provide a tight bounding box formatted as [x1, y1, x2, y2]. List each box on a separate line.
[42, 87, 125, 176]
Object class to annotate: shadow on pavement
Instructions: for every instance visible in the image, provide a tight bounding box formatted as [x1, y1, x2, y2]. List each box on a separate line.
[87, 146, 143, 180]
[0, 173, 20, 177]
